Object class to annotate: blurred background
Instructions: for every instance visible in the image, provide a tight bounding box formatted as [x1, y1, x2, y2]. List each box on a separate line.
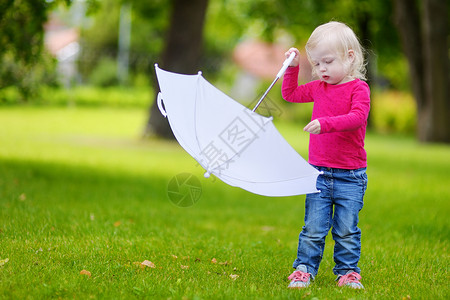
[0, 0, 448, 143]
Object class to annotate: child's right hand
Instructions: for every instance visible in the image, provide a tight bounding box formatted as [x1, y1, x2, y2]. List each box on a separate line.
[285, 48, 300, 67]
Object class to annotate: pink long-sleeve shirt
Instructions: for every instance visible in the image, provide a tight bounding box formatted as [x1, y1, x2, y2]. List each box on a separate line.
[282, 66, 370, 169]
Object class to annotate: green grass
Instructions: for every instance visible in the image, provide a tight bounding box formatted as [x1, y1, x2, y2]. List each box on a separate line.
[0, 106, 448, 299]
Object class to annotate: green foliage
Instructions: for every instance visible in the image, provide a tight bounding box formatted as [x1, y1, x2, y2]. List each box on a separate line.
[0, 51, 60, 102]
[0, 0, 71, 100]
[378, 55, 410, 90]
[78, 0, 120, 79]
[372, 90, 417, 134]
[0, 107, 448, 299]
[0, 0, 49, 63]
[88, 57, 119, 87]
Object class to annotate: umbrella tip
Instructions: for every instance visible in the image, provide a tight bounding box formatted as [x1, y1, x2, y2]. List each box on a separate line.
[198, 71, 202, 76]
[154, 63, 158, 68]
[204, 171, 210, 178]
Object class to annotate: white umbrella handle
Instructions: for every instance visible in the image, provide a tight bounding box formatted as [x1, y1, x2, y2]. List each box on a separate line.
[252, 52, 296, 112]
[276, 52, 296, 78]
[157, 92, 167, 118]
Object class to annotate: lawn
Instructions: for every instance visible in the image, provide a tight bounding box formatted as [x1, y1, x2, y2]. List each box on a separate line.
[0, 106, 448, 299]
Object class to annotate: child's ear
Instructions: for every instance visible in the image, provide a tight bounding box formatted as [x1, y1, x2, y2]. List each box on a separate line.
[347, 50, 355, 63]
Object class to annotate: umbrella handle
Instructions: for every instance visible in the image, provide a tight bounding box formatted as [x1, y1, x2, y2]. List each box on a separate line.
[276, 52, 296, 78]
[157, 92, 167, 118]
[252, 52, 296, 112]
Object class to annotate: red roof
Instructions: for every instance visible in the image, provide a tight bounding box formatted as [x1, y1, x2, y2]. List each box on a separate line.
[233, 40, 312, 82]
[44, 15, 79, 56]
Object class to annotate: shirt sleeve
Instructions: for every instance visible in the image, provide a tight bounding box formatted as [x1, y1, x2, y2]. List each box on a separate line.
[318, 82, 371, 133]
[281, 66, 315, 103]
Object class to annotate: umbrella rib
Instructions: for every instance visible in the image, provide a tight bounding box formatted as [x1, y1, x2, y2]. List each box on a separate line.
[193, 73, 205, 167]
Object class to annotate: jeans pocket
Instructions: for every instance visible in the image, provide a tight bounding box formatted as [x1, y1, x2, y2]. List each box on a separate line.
[350, 169, 368, 192]
[350, 168, 366, 179]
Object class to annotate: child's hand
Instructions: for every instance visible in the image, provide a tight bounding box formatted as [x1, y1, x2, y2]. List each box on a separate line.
[285, 48, 300, 67]
[304, 119, 321, 134]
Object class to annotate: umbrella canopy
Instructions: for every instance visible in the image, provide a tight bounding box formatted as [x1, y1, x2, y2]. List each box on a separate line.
[155, 65, 321, 197]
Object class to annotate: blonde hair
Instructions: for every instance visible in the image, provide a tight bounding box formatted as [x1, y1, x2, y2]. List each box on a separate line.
[305, 21, 367, 80]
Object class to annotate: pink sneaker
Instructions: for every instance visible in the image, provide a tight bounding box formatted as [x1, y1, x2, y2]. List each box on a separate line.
[288, 265, 311, 288]
[337, 271, 364, 289]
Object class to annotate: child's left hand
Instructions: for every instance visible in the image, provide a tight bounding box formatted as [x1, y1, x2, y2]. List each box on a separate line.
[304, 119, 321, 134]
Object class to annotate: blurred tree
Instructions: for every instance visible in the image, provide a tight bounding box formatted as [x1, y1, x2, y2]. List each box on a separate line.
[394, 0, 449, 143]
[0, 0, 101, 101]
[78, 0, 169, 84]
[144, 0, 209, 138]
[0, 0, 62, 100]
[78, 0, 122, 80]
[0, 0, 47, 64]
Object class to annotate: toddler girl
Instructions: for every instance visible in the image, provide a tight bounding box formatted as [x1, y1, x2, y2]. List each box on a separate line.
[282, 21, 370, 289]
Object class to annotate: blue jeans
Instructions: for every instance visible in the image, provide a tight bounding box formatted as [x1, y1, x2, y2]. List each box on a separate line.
[293, 166, 368, 278]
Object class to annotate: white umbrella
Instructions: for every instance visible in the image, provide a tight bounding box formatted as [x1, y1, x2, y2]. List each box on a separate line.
[154, 54, 321, 197]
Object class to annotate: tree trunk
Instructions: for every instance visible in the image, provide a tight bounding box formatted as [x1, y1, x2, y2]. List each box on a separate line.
[393, 0, 426, 108]
[144, 0, 209, 139]
[394, 0, 449, 143]
[421, 0, 450, 142]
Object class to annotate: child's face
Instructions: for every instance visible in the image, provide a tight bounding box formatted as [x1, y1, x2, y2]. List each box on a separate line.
[309, 41, 354, 85]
